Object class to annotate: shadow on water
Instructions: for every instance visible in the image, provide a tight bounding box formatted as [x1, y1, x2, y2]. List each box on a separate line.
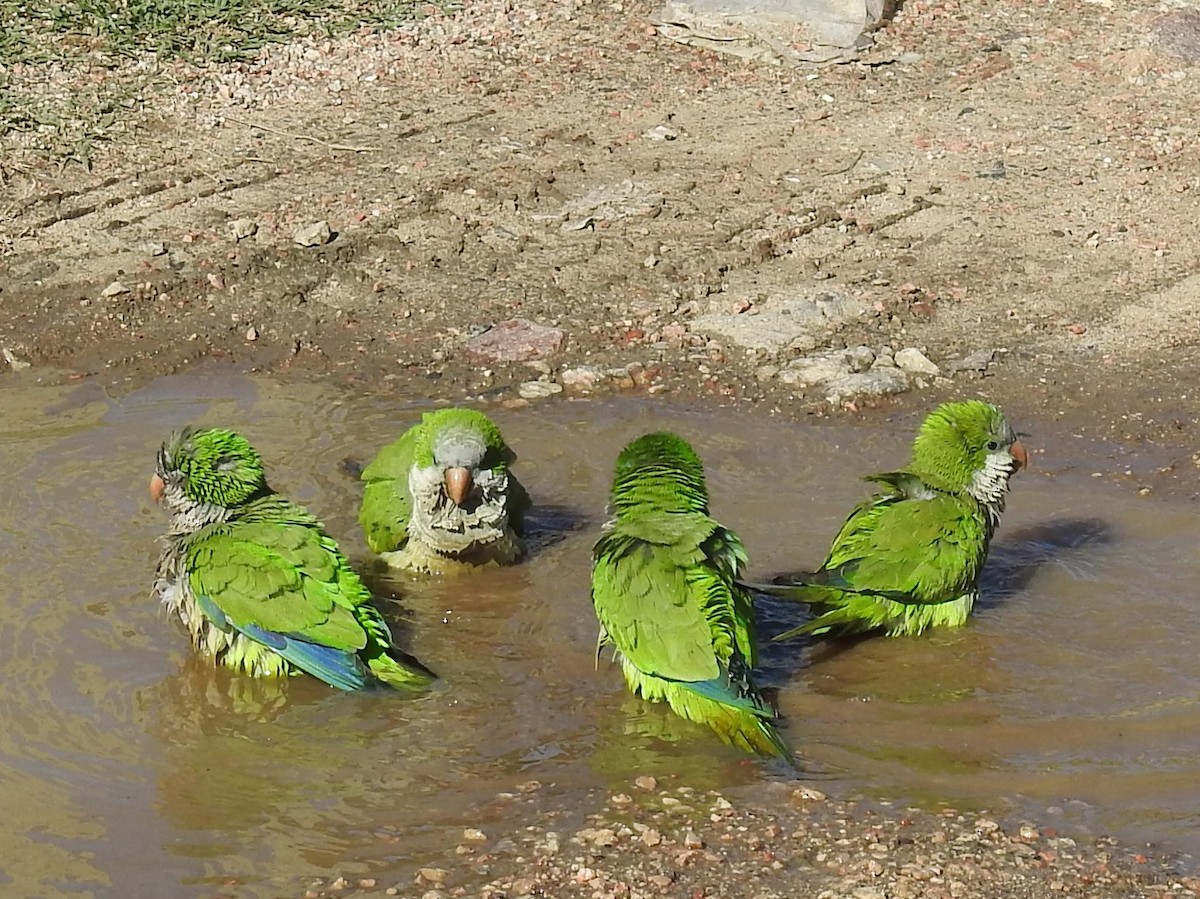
[523, 501, 598, 554]
[978, 516, 1115, 608]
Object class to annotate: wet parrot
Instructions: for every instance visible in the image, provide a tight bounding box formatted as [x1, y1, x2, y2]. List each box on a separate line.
[151, 427, 435, 691]
[358, 408, 529, 574]
[590, 432, 794, 764]
[748, 399, 1027, 639]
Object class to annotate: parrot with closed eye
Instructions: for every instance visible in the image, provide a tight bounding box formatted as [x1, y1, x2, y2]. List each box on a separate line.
[151, 427, 435, 691]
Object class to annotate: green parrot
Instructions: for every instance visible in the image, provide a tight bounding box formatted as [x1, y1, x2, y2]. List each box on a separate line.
[358, 408, 529, 574]
[747, 399, 1028, 640]
[151, 427, 435, 691]
[590, 432, 794, 764]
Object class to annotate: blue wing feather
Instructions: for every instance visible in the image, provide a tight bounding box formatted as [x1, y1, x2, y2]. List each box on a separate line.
[195, 592, 229, 629]
[239, 622, 369, 691]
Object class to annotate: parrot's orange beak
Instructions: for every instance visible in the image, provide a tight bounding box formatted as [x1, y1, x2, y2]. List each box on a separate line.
[444, 467, 472, 506]
[1010, 440, 1028, 472]
[149, 474, 166, 503]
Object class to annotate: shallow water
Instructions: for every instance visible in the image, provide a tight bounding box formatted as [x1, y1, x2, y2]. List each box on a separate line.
[1, 371, 1198, 897]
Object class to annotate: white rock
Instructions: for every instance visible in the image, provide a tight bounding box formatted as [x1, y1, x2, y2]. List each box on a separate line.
[229, 218, 258, 241]
[518, 380, 563, 399]
[777, 350, 852, 387]
[823, 369, 909, 404]
[560, 366, 604, 389]
[895, 347, 940, 376]
[642, 124, 679, 141]
[846, 345, 875, 372]
[692, 289, 862, 353]
[755, 364, 780, 382]
[100, 280, 130, 297]
[2, 347, 31, 371]
[794, 786, 827, 801]
[293, 220, 333, 247]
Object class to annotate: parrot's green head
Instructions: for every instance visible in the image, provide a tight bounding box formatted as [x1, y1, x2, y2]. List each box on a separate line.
[152, 427, 269, 521]
[910, 400, 1027, 506]
[412, 408, 513, 507]
[610, 432, 709, 517]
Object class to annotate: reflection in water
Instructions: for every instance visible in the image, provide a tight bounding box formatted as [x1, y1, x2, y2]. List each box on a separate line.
[1, 372, 1200, 897]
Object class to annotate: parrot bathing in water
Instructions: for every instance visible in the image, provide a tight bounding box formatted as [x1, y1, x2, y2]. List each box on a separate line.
[358, 409, 529, 574]
[747, 400, 1027, 640]
[151, 427, 436, 691]
[590, 432, 794, 764]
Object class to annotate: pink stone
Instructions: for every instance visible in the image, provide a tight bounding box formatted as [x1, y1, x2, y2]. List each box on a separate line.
[465, 318, 566, 363]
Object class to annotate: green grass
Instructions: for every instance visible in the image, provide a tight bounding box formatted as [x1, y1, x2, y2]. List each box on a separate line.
[0, 0, 440, 165]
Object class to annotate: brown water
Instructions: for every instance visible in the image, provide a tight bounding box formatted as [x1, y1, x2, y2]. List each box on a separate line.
[2, 371, 1198, 897]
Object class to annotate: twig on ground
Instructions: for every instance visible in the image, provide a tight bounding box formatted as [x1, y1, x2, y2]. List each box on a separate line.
[821, 149, 864, 176]
[222, 116, 378, 153]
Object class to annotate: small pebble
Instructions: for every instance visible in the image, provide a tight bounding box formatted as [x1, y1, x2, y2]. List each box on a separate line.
[228, 217, 258, 241]
[294, 220, 334, 247]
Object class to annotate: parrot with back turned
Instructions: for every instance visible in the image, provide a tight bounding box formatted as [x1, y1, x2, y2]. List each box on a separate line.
[746, 399, 1027, 639]
[358, 408, 529, 574]
[151, 427, 435, 691]
[590, 431, 794, 765]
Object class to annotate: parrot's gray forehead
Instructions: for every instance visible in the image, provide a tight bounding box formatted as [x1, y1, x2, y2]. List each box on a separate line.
[994, 416, 1017, 445]
[432, 427, 488, 468]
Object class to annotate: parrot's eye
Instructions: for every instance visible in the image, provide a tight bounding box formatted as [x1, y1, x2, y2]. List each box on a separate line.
[986, 440, 999, 451]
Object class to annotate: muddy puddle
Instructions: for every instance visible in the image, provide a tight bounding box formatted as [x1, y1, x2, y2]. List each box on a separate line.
[1, 370, 1198, 897]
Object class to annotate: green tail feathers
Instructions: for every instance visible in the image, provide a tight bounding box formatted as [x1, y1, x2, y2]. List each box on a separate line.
[620, 657, 795, 765]
[770, 603, 879, 641]
[358, 609, 437, 691]
[365, 650, 438, 690]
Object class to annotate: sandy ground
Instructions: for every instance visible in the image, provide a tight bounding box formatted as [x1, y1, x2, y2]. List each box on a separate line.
[2, 0, 1200, 471]
[4, 0, 1200, 893]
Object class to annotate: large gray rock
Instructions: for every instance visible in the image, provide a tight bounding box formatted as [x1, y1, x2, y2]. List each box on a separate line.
[691, 289, 863, 353]
[777, 348, 910, 403]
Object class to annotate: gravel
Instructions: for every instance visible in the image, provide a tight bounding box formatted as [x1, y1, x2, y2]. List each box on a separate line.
[298, 781, 1200, 899]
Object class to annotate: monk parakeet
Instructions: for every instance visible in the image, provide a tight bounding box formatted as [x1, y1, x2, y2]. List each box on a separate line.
[151, 427, 435, 691]
[358, 408, 529, 573]
[590, 432, 794, 764]
[749, 400, 1027, 639]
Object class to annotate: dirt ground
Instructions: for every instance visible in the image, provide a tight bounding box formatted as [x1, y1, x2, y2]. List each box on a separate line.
[5, 3, 1200, 893]
[3, 0, 1200, 484]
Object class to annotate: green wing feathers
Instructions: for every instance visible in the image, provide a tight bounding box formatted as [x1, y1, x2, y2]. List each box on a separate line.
[618, 656, 792, 760]
[359, 426, 419, 553]
[188, 523, 367, 652]
[592, 515, 793, 765]
[820, 493, 985, 603]
[188, 508, 433, 691]
[594, 528, 723, 684]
